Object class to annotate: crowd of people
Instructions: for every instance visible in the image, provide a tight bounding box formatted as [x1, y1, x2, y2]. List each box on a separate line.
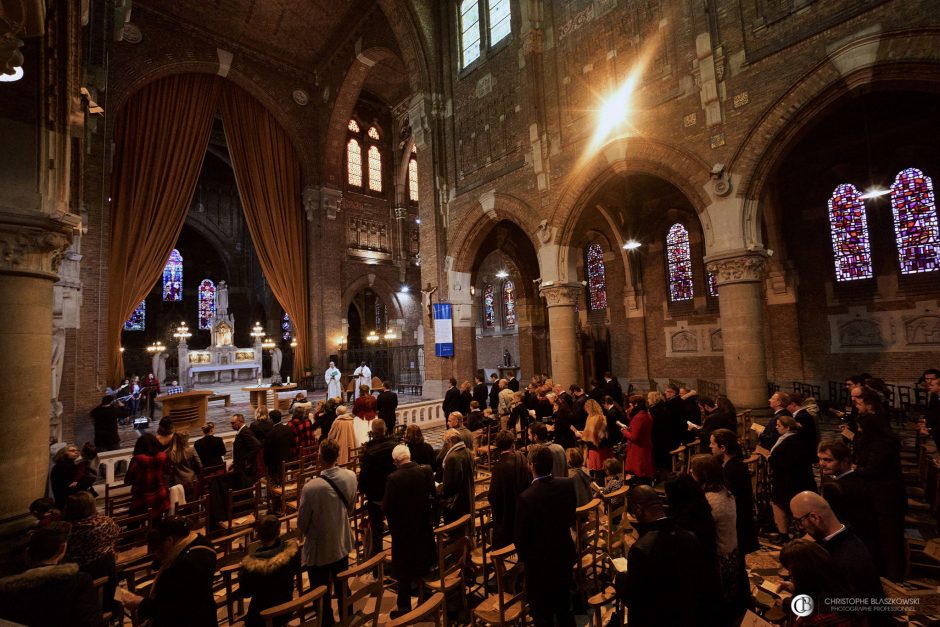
[3, 367, 937, 626]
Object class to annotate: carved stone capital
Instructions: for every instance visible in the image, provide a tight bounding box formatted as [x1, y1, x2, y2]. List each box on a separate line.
[539, 283, 581, 307]
[0, 212, 77, 279]
[705, 251, 768, 286]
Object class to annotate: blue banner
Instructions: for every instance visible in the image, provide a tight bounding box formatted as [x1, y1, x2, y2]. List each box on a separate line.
[433, 303, 454, 357]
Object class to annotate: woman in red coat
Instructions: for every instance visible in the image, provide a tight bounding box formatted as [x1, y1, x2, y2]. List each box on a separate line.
[125, 433, 170, 520]
[352, 384, 377, 421]
[622, 394, 655, 482]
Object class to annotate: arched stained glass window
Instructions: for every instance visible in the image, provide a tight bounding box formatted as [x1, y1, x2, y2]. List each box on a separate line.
[666, 224, 693, 302]
[162, 249, 183, 301]
[707, 272, 719, 297]
[890, 168, 940, 275]
[482, 284, 496, 328]
[282, 312, 292, 341]
[585, 242, 607, 310]
[347, 139, 362, 187]
[827, 184, 873, 281]
[368, 145, 382, 192]
[124, 300, 145, 331]
[502, 280, 517, 328]
[460, 0, 481, 68]
[348, 119, 360, 133]
[198, 279, 216, 330]
[408, 156, 419, 202]
[367, 126, 380, 140]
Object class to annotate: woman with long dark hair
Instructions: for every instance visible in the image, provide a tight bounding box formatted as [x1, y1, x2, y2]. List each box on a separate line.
[125, 433, 170, 520]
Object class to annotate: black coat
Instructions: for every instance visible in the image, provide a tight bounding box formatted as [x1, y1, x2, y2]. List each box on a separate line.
[442, 386, 461, 416]
[376, 390, 399, 430]
[821, 472, 879, 565]
[572, 394, 588, 430]
[488, 382, 500, 411]
[650, 402, 674, 471]
[723, 456, 759, 554]
[263, 423, 295, 476]
[792, 408, 819, 463]
[664, 395, 689, 446]
[768, 434, 816, 507]
[238, 539, 301, 627]
[140, 534, 218, 627]
[507, 377, 520, 392]
[602, 379, 624, 405]
[459, 389, 473, 416]
[488, 450, 531, 549]
[250, 419, 273, 443]
[384, 462, 436, 579]
[194, 434, 227, 469]
[553, 404, 577, 451]
[441, 444, 474, 523]
[699, 410, 736, 447]
[359, 435, 397, 502]
[233, 427, 261, 486]
[90, 404, 121, 451]
[407, 441, 436, 469]
[514, 476, 576, 578]
[818, 528, 884, 604]
[472, 382, 488, 408]
[758, 409, 790, 450]
[311, 408, 336, 442]
[0, 563, 103, 627]
[605, 404, 626, 447]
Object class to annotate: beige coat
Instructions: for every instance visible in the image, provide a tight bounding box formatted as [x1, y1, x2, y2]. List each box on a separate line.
[328, 416, 358, 465]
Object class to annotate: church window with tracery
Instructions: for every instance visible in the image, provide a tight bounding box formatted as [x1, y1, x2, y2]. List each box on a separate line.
[666, 224, 693, 301]
[162, 249, 183, 301]
[368, 126, 380, 141]
[408, 153, 419, 202]
[482, 284, 495, 328]
[891, 167, 940, 275]
[198, 279, 216, 330]
[827, 184, 873, 281]
[502, 280, 516, 328]
[585, 242, 608, 311]
[459, 0, 482, 68]
[282, 312, 292, 341]
[346, 138, 362, 187]
[124, 300, 145, 331]
[488, 0, 511, 44]
[368, 145, 382, 192]
[348, 120, 360, 133]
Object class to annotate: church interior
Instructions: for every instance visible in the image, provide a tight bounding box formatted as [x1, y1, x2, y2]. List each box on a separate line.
[2, 0, 940, 624]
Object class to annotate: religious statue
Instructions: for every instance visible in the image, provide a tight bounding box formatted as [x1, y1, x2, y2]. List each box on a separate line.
[215, 280, 229, 316]
[151, 351, 168, 384]
[270, 346, 283, 378]
[421, 282, 437, 321]
[503, 349, 513, 367]
[325, 361, 342, 399]
[214, 321, 233, 347]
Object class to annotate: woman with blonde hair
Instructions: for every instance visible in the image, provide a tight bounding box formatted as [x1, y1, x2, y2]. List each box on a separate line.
[583, 398, 611, 480]
[167, 432, 203, 495]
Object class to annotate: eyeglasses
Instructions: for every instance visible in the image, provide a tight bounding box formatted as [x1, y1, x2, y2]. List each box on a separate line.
[794, 511, 815, 527]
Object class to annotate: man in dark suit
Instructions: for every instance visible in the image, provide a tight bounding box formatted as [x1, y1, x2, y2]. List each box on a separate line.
[358, 419, 397, 558]
[506, 370, 520, 392]
[602, 372, 623, 406]
[442, 378, 461, 415]
[758, 391, 792, 450]
[488, 373, 500, 412]
[514, 447, 577, 627]
[663, 384, 688, 448]
[376, 382, 399, 433]
[570, 385, 588, 430]
[230, 413, 261, 487]
[787, 392, 819, 463]
[263, 409, 295, 485]
[551, 394, 578, 451]
[472, 373, 488, 409]
[384, 444, 437, 618]
[602, 395, 626, 448]
[489, 430, 531, 549]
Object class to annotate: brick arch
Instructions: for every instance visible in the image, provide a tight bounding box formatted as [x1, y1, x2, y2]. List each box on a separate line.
[376, 0, 433, 95]
[341, 274, 407, 323]
[448, 193, 543, 276]
[732, 29, 940, 249]
[109, 62, 315, 180]
[552, 137, 712, 250]
[323, 47, 404, 188]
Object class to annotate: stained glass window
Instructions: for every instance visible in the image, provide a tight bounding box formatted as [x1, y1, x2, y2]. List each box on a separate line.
[162, 249, 183, 301]
[198, 279, 216, 330]
[124, 300, 145, 331]
[827, 183, 873, 281]
[502, 280, 516, 328]
[408, 156, 419, 202]
[460, 0, 481, 68]
[585, 242, 608, 310]
[890, 167, 940, 275]
[282, 312, 292, 341]
[482, 284, 495, 328]
[375, 301, 387, 331]
[368, 145, 382, 192]
[367, 126, 380, 140]
[348, 119, 360, 133]
[707, 272, 719, 297]
[347, 139, 362, 186]
[666, 223, 693, 301]
[488, 0, 511, 44]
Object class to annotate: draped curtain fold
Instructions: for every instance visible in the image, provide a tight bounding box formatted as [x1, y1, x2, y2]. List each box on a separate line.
[108, 74, 222, 384]
[220, 84, 310, 381]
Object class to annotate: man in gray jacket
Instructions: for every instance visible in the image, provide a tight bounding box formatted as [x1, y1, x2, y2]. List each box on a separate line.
[298, 439, 357, 626]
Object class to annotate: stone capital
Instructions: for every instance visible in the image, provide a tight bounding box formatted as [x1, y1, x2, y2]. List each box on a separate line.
[705, 250, 768, 286]
[0, 212, 77, 280]
[539, 283, 581, 307]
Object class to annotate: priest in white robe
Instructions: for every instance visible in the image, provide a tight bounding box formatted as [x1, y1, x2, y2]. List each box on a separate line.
[324, 361, 342, 399]
[352, 362, 372, 400]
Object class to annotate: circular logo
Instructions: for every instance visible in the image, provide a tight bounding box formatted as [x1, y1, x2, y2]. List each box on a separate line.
[791, 594, 815, 617]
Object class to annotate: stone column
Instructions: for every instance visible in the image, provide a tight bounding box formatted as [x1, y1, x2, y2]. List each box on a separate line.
[540, 283, 582, 387]
[0, 214, 74, 521]
[706, 252, 769, 410]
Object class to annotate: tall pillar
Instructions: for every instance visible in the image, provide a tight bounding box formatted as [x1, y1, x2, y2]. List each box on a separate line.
[0, 215, 74, 520]
[540, 284, 581, 387]
[706, 252, 769, 410]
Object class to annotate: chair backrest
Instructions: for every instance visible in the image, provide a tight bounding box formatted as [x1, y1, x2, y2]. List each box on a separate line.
[104, 483, 132, 517]
[261, 584, 327, 627]
[669, 445, 686, 473]
[226, 483, 260, 529]
[434, 514, 472, 584]
[337, 550, 386, 627]
[370, 376, 383, 390]
[386, 592, 445, 627]
[175, 494, 208, 531]
[114, 512, 151, 553]
[575, 498, 602, 558]
[489, 543, 526, 623]
[600, 485, 630, 558]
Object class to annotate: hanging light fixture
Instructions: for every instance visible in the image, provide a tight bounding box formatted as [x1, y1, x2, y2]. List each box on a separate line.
[261, 337, 276, 350]
[146, 340, 167, 353]
[366, 330, 380, 343]
[289, 338, 298, 349]
[250, 321, 265, 341]
[173, 322, 191, 342]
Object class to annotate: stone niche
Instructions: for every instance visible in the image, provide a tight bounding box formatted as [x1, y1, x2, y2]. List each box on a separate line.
[828, 301, 940, 353]
[663, 319, 723, 358]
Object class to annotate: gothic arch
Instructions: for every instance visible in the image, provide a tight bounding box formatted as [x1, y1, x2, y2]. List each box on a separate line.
[376, 0, 434, 95]
[448, 193, 544, 276]
[341, 274, 407, 324]
[732, 29, 940, 251]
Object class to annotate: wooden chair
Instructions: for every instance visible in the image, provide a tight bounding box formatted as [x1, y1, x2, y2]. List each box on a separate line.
[92, 575, 114, 623]
[336, 550, 386, 627]
[175, 494, 209, 531]
[114, 512, 151, 566]
[224, 482, 262, 531]
[599, 485, 630, 559]
[574, 498, 603, 597]
[387, 592, 446, 627]
[469, 501, 494, 597]
[684, 439, 701, 464]
[260, 584, 328, 627]
[422, 514, 472, 618]
[471, 543, 526, 626]
[668, 445, 686, 474]
[270, 459, 303, 514]
[104, 483, 133, 517]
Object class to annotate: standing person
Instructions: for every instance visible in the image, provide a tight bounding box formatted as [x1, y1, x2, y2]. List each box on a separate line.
[526, 421, 567, 478]
[50, 444, 82, 509]
[459, 380, 473, 416]
[250, 407, 273, 443]
[506, 370, 520, 392]
[442, 378, 461, 415]
[238, 515, 301, 627]
[602, 372, 623, 407]
[166, 432, 203, 496]
[778, 540, 868, 626]
[551, 392, 578, 451]
[327, 406, 358, 465]
[90, 395, 121, 452]
[358, 420, 396, 557]
[384, 445, 437, 618]
[759, 391, 792, 450]
[473, 373, 489, 409]
[231, 413, 261, 487]
[353, 384, 377, 422]
[566, 448, 594, 507]
[709, 428, 759, 554]
[194, 422, 226, 469]
[917, 369, 940, 449]
[570, 385, 588, 430]
[264, 410, 295, 486]
[583, 399, 611, 480]
[298, 439, 356, 627]
[324, 361, 342, 400]
[311, 399, 338, 442]
[514, 447, 577, 627]
[439, 429, 474, 523]
[63, 492, 120, 607]
[124, 434, 170, 520]
[488, 373, 501, 412]
[498, 380, 515, 421]
[648, 390, 674, 474]
[289, 407, 317, 459]
[621, 394, 655, 483]
[352, 362, 372, 400]
[488, 430, 531, 549]
[376, 382, 399, 433]
[764, 416, 815, 543]
[403, 424, 436, 468]
[817, 439, 879, 567]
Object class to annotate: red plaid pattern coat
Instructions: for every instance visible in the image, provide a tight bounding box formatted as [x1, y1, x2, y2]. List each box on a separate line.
[125, 452, 170, 519]
[290, 416, 317, 458]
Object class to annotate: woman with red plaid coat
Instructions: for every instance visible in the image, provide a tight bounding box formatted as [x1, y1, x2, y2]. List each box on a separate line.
[125, 433, 170, 520]
[289, 407, 317, 459]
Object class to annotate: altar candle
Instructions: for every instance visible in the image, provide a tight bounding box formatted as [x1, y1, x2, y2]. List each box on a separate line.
[287, 376, 291, 384]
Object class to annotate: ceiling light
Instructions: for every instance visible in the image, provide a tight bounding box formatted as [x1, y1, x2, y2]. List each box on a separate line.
[400, 285, 410, 293]
[495, 270, 509, 279]
[623, 240, 642, 250]
[859, 188, 891, 200]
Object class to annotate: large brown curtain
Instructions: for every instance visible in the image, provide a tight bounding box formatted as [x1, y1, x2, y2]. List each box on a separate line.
[220, 85, 310, 381]
[108, 74, 222, 384]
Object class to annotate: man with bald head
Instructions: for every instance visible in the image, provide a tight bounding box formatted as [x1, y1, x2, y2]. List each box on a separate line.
[615, 485, 708, 627]
[790, 491, 885, 608]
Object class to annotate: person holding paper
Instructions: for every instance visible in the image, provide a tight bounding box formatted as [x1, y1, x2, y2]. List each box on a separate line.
[352, 362, 371, 400]
[324, 361, 341, 399]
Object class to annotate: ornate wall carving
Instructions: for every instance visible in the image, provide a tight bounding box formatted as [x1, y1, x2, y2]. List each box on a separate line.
[706, 253, 768, 285]
[539, 284, 581, 307]
[829, 302, 940, 353]
[663, 320, 724, 357]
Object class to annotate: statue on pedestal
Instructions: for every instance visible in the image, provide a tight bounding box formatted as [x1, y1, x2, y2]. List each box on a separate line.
[503, 349, 513, 367]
